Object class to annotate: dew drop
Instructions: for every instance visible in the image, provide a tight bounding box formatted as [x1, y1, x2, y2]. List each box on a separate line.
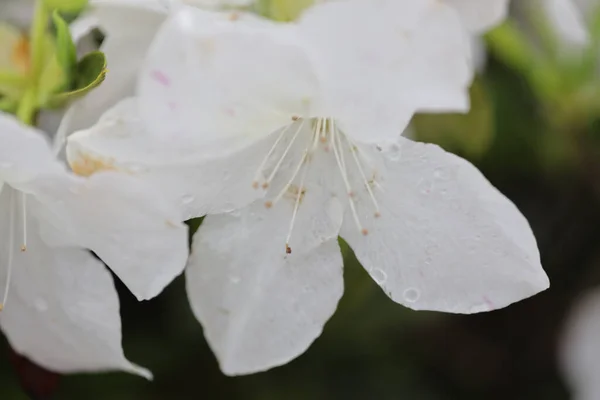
[403, 287, 420, 303]
[181, 194, 194, 205]
[34, 298, 48, 312]
[371, 268, 388, 285]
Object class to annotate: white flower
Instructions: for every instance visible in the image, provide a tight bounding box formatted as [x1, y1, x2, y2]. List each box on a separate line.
[57, 0, 502, 141]
[560, 288, 600, 400]
[0, 111, 189, 375]
[68, 2, 549, 375]
[515, 0, 590, 49]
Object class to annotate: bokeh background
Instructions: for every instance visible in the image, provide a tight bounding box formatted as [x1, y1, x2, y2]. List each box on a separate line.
[2, 1, 600, 399]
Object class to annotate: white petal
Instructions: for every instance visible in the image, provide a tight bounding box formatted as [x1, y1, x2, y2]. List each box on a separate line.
[66, 98, 305, 219]
[560, 289, 600, 400]
[29, 170, 188, 301]
[339, 137, 549, 313]
[0, 113, 64, 186]
[56, 2, 166, 146]
[444, 0, 509, 33]
[187, 215, 343, 375]
[137, 6, 319, 144]
[542, 0, 589, 46]
[0, 188, 149, 377]
[186, 137, 344, 374]
[298, 0, 472, 143]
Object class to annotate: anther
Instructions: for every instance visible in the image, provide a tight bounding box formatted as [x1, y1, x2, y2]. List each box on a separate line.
[374, 211, 381, 218]
[20, 245, 26, 252]
[362, 228, 369, 236]
[252, 181, 259, 189]
[320, 136, 327, 143]
[292, 115, 300, 121]
[229, 12, 240, 21]
[285, 244, 292, 254]
[262, 182, 269, 189]
[264, 201, 273, 209]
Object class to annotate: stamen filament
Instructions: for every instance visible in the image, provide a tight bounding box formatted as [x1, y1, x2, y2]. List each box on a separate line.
[285, 149, 311, 254]
[252, 123, 295, 188]
[330, 119, 366, 235]
[273, 119, 323, 204]
[342, 134, 381, 217]
[264, 120, 306, 187]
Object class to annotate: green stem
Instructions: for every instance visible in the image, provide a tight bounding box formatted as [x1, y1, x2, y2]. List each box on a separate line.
[16, 0, 50, 126]
[29, 1, 50, 86]
[16, 87, 37, 125]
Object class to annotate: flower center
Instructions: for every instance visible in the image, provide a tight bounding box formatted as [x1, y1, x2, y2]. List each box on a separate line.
[251, 117, 382, 254]
[0, 187, 28, 311]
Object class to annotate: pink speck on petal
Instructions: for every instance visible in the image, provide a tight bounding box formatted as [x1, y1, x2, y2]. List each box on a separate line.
[483, 296, 495, 310]
[151, 70, 171, 86]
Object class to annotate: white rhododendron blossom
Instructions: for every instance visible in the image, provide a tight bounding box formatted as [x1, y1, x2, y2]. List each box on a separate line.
[58, 0, 509, 139]
[0, 113, 189, 375]
[68, 1, 549, 375]
[560, 289, 600, 400]
[516, 0, 590, 48]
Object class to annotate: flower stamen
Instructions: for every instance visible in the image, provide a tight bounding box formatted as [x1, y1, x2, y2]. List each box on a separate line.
[252, 123, 296, 189]
[329, 119, 366, 235]
[262, 120, 305, 189]
[342, 134, 381, 218]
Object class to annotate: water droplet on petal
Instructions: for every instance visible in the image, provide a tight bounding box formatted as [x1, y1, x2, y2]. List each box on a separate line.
[181, 194, 194, 205]
[34, 298, 48, 312]
[371, 268, 388, 285]
[403, 287, 420, 303]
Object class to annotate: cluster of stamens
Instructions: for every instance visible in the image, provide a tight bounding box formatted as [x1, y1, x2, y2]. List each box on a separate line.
[0, 190, 28, 311]
[250, 116, 382, 254]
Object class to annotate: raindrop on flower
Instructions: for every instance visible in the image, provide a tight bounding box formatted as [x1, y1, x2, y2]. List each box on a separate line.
[403, 287, 420, 303]
[371, 268, 388, 285]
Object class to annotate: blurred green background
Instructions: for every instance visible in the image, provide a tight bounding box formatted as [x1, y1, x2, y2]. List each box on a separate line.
[4, 1, 600, 399]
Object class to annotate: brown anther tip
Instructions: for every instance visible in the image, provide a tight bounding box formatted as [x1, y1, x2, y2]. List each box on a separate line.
[374, 212, 381, 218]
[361, 228, 369, 236]
[229, 12, 240, 21]
[252, 181, 259, 189]
[291, 115, 300, 121]
[320, 137, 327, 143]
[261, 182, 269, 189]
[20, 245, 26, 252]
[285, 244, 292, 254]
[264, 201, 273, 209]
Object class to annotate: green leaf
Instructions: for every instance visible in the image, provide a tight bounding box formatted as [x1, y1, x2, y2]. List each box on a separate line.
[52, 10, 77, 89]
[45, 50, 107, 108]
[0, 70, 27, 100]
[0, 97, 17, 113]
[42, 0, 88, 13]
